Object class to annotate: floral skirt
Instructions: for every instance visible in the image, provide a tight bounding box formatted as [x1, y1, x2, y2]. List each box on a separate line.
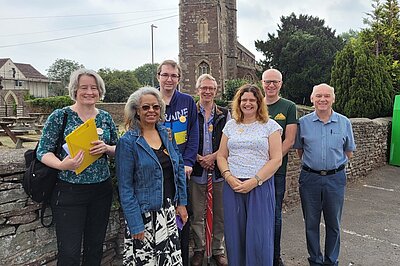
[123, 200, 182, 266]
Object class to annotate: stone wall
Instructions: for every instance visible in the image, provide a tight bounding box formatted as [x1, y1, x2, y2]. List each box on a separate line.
[0, 149, 124, 265]
[0, 117, 391, 264]
[283, 117, 391, 208]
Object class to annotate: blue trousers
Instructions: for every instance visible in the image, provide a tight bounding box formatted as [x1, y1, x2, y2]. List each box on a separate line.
[223, 177, 275, 266]
[274, 173, 286, 260]
[299, 169, 346, 266]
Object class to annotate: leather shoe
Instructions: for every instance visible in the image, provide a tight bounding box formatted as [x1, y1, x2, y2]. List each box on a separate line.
[274, 256, 285, 266]
[191, 251, 204, 266]
[213, 254, 228, 266]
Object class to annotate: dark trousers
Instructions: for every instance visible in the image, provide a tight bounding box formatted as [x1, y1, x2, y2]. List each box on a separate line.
[51, 179, 113, 266]
[299, 170, 346, 266]
[274, 173, 286, 261]
[179, 182, 191, 266]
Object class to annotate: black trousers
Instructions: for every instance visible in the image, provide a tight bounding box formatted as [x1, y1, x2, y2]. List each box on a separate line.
[180, 184, 191, 266]
[51, 178, 113, 266]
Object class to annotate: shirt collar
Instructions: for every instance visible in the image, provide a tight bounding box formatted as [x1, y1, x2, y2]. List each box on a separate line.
[311, 110, 338, 123]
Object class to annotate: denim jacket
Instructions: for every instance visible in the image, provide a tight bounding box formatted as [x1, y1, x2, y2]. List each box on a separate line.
[116, 124, 187, 235]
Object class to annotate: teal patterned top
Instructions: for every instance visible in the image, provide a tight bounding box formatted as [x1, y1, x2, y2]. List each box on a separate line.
[37, 107, 118, 184]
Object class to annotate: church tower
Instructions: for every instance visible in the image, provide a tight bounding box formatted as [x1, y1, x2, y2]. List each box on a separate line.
[179, 0, 238, 95]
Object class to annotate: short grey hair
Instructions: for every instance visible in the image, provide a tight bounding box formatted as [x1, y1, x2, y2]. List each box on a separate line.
[68, 68, 106, 101]
[311, 83, 335, 99]
[196, 74, 217, 89]
[124, 87, 166, 130]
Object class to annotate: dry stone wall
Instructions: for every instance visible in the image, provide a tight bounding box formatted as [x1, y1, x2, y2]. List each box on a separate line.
[0, 149, 124, 265]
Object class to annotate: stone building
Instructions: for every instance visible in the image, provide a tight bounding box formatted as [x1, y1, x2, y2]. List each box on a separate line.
[0, 58, 50, 116]
[179, 0, 257, 95]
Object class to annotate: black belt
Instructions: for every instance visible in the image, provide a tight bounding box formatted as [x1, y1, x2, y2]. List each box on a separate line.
[302, 164, 345, 176]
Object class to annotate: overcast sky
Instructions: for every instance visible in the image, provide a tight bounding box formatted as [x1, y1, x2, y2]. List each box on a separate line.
[0, 0, 371, 75]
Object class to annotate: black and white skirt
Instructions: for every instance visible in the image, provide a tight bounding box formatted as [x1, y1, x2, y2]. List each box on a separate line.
[123, 199, 182, 266]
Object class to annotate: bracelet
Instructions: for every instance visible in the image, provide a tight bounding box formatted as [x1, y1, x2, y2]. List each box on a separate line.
[221, 169, 231, 177]
[225, 174, 233, 181]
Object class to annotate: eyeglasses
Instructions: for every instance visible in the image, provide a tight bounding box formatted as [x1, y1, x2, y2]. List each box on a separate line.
[199, 86, 216, 92]
[263, 80, 281, 85]
[159, 73, 180, 81]
[140, 104, 161, 111]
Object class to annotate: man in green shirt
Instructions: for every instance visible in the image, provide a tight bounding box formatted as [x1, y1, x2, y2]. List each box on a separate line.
[262, 69, 298, 266]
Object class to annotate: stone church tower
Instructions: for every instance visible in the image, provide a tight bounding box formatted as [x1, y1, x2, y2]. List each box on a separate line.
[179, 0, 257, 95]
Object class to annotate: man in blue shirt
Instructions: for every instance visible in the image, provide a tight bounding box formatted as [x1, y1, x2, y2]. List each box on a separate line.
[294, 83, 356, 266]
[190, 74, 230, 266]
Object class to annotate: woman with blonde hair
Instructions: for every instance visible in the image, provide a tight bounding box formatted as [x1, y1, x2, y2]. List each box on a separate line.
[37, 68, 118, 265]
[217, 84, 282, 266]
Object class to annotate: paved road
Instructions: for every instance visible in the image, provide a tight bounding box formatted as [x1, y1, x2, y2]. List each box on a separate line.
[281, 165, 400, 266]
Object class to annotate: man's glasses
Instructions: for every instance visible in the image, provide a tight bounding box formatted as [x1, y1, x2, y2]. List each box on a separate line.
[140, 104, 161, 111]
[199, 86, 216, 92]
[263, 80, 281, 85]
[159, 73, 180, 81]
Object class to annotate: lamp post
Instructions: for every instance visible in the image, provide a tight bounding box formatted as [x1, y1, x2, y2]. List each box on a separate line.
[151, 24, 157, 87]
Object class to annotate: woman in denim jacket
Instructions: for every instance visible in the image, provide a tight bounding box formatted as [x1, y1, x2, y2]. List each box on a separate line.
[116, 87, 188, 266]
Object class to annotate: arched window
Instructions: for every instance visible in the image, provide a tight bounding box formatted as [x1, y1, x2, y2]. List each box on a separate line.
[198, 18, 209, 43]
[198, 61, 210, 75]
[243, 74, 253, 82]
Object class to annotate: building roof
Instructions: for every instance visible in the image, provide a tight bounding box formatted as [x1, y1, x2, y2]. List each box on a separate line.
[0, 58, 9, 68]
[15, 63, 47, 79]
[0, 58, 48, 80]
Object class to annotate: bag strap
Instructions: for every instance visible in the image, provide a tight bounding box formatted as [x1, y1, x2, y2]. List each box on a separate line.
[40, 111, 68, 228]
[54, 111, 68, 157]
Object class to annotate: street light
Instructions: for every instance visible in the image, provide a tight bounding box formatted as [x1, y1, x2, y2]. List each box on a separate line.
[151, 24, 157, 87]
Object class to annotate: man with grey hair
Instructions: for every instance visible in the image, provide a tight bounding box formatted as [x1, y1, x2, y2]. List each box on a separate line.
[262, 68, 297, 266]
[190, 74, 229, 266]
[294, 83, 356, 266]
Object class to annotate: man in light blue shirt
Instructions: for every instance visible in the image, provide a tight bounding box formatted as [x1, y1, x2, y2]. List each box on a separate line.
[294, 83, 356, 266]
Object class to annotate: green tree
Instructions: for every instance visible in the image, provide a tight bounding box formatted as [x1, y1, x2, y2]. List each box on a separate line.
[223, 79, 248, 101]
[331, 38, 393, 118]
[98, 68, 140, 102]
[133, 63, 159, 87]
[255, 13, 344, 105]
[362, 0, 400, 94]
[46, 59, 84, 96]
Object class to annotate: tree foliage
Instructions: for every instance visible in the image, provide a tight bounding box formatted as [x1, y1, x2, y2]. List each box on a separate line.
[46, 59, 84, 96]
[98, 68, 140, 103]
[331, 38, 393, 118]
[362, 0, 400, 95]
[26, 96, 74, 112]
[223, 79, 248, 102]
[255, 13, 344, 105]
[133, 63, 159, 87]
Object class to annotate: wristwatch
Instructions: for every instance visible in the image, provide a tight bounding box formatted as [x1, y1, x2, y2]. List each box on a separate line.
[254, 175, 263, 186]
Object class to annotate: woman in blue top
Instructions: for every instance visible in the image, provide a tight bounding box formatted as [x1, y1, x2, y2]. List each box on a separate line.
[116, 87, 188, 266]
[37, 68, 118, 265]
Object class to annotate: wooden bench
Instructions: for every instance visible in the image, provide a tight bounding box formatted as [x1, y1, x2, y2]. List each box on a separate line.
[15, 135, 40, 149]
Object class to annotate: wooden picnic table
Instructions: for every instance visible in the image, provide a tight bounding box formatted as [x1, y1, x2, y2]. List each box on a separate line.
[0, 121, 18, 143]
[1, 116, 42, 134]
[28, 112, 50, 124]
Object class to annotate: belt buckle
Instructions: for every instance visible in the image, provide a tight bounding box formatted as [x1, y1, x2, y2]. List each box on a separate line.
[320, 170, 327, 176]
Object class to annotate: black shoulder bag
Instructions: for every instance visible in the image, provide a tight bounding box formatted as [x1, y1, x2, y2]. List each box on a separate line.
[22, 112, 68, 227]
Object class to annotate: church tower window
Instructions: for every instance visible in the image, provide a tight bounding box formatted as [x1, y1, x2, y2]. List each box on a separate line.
[198, 18, 209, 43]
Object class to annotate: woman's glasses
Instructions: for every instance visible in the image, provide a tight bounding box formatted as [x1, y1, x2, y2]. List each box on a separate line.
[140, 104, 161, 111]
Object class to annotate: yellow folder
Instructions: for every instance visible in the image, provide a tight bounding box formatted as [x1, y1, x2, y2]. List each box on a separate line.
[65, 118, 101, 174]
